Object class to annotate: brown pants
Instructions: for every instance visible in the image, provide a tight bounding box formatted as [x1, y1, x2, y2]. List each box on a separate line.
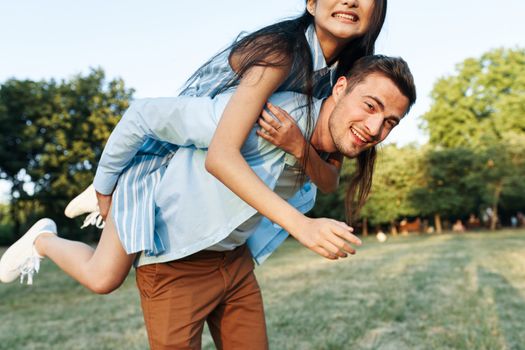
[136, 245, 268, 350]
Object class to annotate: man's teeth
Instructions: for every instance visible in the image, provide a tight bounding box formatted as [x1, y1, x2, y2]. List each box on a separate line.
[334, 13, 357, 22]
[351, 128, 367, 142]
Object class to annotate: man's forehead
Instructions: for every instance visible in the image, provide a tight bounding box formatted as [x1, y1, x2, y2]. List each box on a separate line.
[352, 74, 404, 100]
[354, 73, 394, 91]
[349, 73, 409, 115]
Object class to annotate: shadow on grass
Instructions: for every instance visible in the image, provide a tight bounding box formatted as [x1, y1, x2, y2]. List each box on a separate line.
[477, 267, 525, 350]
[261, 232, 525, 350]
[260, 236, 450, 350]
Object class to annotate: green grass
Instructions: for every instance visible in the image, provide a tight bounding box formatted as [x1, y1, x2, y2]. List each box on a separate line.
[1, 230, 525, 349]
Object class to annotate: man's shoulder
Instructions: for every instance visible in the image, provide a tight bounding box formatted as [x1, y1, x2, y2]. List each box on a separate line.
[268, 92, 322, 125]
[211, 91, 321, 125]
[268, 92, 309, 113]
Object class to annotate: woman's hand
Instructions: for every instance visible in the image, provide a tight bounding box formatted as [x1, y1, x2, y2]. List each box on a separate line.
[256, 102, 306, 159]
[257, 101, 342, 194]
[290, 217, 362, 259]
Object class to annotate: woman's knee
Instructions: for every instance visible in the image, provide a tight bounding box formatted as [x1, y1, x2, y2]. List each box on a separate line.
[86, 275, 125, 294]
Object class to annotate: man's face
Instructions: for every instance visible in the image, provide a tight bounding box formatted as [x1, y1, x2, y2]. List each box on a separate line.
[328, 73, 409, 158]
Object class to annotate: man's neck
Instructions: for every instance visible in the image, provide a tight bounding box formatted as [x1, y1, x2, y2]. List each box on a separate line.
[311, 96, 337, 153]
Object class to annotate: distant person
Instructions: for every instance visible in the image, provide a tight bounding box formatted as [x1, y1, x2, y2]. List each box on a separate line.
[467, 213, 481, 230]
[452, 219, 465, 233]
[516, 211, 525, 227]
[376, 229, 387, 242]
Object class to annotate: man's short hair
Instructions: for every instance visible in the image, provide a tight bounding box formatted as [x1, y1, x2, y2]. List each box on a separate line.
[345, 55, 417, 114]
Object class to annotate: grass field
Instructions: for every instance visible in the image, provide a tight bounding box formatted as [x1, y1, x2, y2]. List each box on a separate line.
[1, 230, 525, 350]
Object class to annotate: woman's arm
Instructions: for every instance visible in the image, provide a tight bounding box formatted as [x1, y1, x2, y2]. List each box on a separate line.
[205, 64, 360, 259]
[256, 102, 342, 193]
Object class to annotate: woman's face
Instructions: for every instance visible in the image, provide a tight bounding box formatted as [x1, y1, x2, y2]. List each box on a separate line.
[307, 0, 375, 42]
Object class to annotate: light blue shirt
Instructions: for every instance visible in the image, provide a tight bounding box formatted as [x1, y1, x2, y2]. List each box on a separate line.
[94, 92, 323, 265]
[94, 24, 337, 265]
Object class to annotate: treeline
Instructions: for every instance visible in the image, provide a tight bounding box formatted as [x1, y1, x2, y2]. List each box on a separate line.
[0, 48, 524, 243]
[312, 48, 525, 233]
[0, 68, 133, 242]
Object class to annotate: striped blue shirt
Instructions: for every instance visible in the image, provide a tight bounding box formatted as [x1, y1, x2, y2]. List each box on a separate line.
[94, 92, 323, 265]
[94, 24, 337, 265]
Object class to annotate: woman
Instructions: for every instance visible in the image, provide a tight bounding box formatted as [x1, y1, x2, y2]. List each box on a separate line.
[1, 0, 387, 292]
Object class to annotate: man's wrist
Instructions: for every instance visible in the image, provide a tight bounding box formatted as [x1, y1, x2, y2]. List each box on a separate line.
[293, 141, 308, 160]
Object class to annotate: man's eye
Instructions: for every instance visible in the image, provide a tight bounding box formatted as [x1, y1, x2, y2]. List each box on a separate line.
[386, 119, 397, 128]
[366, 103, 374, 111]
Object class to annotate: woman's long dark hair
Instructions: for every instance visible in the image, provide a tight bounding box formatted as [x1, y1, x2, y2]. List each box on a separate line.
[181, 1, 388, 221]
[346, 148, 377, 222]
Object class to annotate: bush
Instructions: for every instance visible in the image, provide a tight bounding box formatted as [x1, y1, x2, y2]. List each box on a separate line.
[0, 223, 14, 246]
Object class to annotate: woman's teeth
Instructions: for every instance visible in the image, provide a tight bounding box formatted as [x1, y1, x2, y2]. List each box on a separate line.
[333, 13, 357, 22]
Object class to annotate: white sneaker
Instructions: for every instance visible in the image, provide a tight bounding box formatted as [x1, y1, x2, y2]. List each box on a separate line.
[80, 211, 105, 229]
[65, 184, 105, 229]
[64, 184, 99, 218]
[0, 218, 57, 285]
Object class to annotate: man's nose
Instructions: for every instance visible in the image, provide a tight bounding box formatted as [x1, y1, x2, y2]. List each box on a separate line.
[364, 114, 383, 137]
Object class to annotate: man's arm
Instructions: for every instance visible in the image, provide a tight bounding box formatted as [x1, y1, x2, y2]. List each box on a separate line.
[94, 96, 219, 195]
[205, 64, 360, 260]
[256, 102, 342, 193]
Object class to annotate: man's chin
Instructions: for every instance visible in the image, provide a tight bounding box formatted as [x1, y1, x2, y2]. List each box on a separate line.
[340, 148, 360, 159]
[340, 144, 373, 158]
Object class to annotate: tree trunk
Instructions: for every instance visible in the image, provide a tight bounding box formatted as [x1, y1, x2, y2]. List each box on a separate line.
[390, 221, 398, 236]
[490, 182, 503, 231]
[362, 218, 368, 237]
[10, 199, 20, 239]
[434, 213, 442, 234]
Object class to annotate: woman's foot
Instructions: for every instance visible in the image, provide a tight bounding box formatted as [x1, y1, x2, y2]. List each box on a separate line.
[0, 218, 57, 285]
[64, 184, 105, 229]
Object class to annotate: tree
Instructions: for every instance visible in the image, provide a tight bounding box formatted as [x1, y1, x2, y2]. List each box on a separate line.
[422, 48, 525, 229]
[498, 133, 525, 215]
[473, 133, 525, 230]
[422, 48, 525, 149]
[0, 68, 134, 239]
[311, 145, 425, 235]
[409, 148, 482, 233]
[0, 79, 56, 236]
[359, 144, 421, 235]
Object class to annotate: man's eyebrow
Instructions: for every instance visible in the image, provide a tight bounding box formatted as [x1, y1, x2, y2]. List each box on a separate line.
[364, 95, 385, 111]
[389, 115, 402, 124]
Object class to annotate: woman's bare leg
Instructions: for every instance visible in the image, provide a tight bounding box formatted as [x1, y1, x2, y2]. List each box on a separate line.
[34, 214, 135, 294]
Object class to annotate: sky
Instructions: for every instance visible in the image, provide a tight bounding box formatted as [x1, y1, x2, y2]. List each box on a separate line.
[0, 0, 524, 201]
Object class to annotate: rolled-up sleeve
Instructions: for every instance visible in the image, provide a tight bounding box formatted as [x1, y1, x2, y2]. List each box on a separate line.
[93, 96, 222, 194]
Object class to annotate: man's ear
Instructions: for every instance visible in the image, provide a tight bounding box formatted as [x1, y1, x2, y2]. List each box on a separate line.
[332, 76, 348, 104]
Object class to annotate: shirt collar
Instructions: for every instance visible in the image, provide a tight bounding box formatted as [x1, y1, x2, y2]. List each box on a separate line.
[305, 24, 339, 83]
[305, 24, 327, 72]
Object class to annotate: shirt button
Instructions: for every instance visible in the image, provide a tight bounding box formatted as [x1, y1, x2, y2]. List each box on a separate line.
[284, 154, 296, 166]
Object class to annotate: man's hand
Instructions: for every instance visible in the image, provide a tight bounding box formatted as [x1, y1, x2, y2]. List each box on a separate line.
[291, 217, 362, 260]
[96, 191, 112, 220]
[256, 102, 306, 159]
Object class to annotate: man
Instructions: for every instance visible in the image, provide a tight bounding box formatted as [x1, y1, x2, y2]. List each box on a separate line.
[94, 55, 416, 349]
